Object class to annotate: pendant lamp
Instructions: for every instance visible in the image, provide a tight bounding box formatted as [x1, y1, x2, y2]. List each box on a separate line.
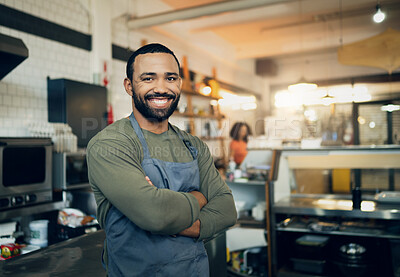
[288, 0, 318, 93]
[288, 77, 318, 92]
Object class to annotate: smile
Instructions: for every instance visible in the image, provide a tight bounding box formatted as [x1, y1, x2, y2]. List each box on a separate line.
[147, 96, 174, 109]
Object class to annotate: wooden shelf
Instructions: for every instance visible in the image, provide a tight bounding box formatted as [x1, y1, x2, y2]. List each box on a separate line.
[200, 136, 225, 141]
[278, 265, 327, 277]
[173, 111, 223, 119]
[181, 89, 220, 100]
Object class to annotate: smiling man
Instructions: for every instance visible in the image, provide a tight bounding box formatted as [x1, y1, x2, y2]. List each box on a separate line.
[87, 43, 237, 277]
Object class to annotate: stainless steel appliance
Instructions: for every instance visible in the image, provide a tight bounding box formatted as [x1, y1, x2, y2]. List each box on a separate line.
[52, 151, 89, 190]
[0, 137, 53, 210]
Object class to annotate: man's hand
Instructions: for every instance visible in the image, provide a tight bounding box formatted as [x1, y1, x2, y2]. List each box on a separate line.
[189, 191, 207, 209]
[178, 219, 200, 238]
[145, 176, 205, 238]
[145, 176, 154, 186]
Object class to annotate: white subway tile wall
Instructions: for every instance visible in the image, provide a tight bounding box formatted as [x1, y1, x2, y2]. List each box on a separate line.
[111, 59, 132, 120]
[0, 0, 91, 136]
[110, 17, 137, 121]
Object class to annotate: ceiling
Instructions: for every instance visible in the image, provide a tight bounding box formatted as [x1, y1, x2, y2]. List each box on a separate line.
[124, 0, 400, 97]
[130, 0, 400, 60]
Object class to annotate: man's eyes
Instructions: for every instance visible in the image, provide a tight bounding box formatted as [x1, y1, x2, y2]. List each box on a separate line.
[140, 76, 178, 82]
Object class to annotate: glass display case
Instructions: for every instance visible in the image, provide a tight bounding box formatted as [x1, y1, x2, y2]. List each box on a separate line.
[270, 146, 400, 277]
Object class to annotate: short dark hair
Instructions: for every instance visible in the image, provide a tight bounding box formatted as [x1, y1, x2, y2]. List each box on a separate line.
[126, 43, 181, 81]
[229, 122, 252, 143]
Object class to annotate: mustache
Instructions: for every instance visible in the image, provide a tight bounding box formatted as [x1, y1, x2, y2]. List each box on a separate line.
[144, 93, 176, 100]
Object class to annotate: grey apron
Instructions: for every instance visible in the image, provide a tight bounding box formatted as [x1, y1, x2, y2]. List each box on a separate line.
[104, 112, 209, 277]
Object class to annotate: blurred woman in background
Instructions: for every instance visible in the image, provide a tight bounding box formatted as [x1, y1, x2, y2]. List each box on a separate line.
[229, 122, 252, 167]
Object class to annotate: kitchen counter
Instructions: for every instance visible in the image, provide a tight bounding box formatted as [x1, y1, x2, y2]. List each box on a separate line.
[0, 230, 106, 277]
[274, 195, 400, 220]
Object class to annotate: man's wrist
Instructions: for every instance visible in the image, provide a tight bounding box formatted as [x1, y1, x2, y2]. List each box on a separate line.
[189, 191, 207, 209]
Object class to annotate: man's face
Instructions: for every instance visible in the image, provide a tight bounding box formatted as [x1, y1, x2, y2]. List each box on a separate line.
[130, 53, 182, 122]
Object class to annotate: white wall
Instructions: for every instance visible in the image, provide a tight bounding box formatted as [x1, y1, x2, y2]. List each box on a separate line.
[0, 0, 267, 143]
[0, 0, 91, 137]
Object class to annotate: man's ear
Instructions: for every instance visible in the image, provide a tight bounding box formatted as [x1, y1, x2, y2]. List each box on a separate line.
[124, 78, 133, 97]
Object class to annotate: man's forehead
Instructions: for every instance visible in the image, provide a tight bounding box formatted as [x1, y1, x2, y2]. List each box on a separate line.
[134, 53, 179, 73]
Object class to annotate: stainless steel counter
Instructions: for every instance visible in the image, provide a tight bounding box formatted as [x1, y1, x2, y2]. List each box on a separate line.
[274, 195, 400, 220]
[0, 201, 67, 221]
[0, 230, 106, 277]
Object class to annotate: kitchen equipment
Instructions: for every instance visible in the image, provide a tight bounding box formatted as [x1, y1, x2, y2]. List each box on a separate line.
[294, 235, 330, 260]
[375, 191, 400, 203]
[52, 151, 89, 191]
[0, 33, 28, 80]
[47, 78, 107, 148]
[352, 187, 362, 209]
[0, 138, 53, 210]
[332, 242, 377, 277]
[291, 257, 326, 274]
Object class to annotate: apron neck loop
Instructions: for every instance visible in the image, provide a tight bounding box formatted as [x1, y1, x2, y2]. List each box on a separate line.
[129, 112, 151, 158]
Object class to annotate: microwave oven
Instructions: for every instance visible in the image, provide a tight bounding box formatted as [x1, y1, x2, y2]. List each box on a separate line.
[52, 151, 89, 190]
[0, 137, 53, 210]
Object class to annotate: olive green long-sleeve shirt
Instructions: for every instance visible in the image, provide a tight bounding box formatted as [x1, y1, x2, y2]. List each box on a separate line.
[87, 118, 237, 240]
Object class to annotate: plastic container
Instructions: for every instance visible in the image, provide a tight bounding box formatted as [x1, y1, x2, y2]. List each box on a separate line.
[291, 258, 326, 274]
[29, 220, 49, 247]
[294, 235, 329, 260]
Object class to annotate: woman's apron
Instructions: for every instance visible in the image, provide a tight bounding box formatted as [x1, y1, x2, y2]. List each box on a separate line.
[104, 112, 209, 277]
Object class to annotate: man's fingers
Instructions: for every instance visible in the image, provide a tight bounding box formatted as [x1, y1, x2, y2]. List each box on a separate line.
[145, 176, 154, 186]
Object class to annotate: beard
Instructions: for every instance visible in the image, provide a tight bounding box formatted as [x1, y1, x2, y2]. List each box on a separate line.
[132, 90, 180, 122]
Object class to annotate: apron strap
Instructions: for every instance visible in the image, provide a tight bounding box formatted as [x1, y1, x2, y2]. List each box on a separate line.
[169, 124, 198, 160]
[129, 112, 198, 160]
[129, 112, 151, 158]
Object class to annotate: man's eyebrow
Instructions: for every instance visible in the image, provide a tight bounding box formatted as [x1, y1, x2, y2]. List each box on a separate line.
[165, 72, 180, 77]
[139, 72, 157, 78]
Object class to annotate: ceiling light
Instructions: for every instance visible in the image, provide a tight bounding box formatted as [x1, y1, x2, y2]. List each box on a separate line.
[288, 77, 318, 92]
[369, 121, 376, 128]
[373, 4, 385, 23]
[381, 104, 400, 112]
[321, 93, 335, 106]
[201, 86, 212, 96]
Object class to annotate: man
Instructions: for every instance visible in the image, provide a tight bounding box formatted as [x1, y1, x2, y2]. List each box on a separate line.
[87, 43, 237, 277]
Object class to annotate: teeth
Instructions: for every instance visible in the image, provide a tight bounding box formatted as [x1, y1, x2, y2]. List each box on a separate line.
[149, 98, 169, 104]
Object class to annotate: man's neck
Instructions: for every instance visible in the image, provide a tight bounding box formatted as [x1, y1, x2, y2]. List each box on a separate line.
[132, 109, 169, 134]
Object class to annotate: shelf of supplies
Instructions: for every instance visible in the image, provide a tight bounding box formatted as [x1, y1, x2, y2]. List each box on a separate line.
[275, 225, 400, 239]
[173, 111, 223, 119]
[273, 196, 400, 220]
[181, 89, 220, 100]
[236, 217, 266, 229]
[227, 267, 263, 277]
[0, 201, 67, 221]
[277, 265, 327, 277]
[200, 136, 225, 141]
[226, 180, 266, 186]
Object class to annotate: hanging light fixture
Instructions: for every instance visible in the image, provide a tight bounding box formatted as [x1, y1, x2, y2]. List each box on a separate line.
[288, 77, 318, 92]
[373, 3, 385, 23]
[288, 0, 317, 93]
[321, 92, 335, 106]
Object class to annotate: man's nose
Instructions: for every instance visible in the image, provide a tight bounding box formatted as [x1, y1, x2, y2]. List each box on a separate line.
[153, 79, 168, 93]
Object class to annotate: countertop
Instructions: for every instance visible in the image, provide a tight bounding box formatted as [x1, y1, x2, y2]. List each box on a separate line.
[274, 195, 400, 219]
[0, 230, 106, 277]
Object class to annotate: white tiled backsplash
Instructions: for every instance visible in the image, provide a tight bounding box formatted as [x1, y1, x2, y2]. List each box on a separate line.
[0, 0, 91, 137]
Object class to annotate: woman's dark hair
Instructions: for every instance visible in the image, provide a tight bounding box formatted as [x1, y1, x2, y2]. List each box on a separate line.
[229, 122, 252, 143]
[126, 43, 181, 82]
